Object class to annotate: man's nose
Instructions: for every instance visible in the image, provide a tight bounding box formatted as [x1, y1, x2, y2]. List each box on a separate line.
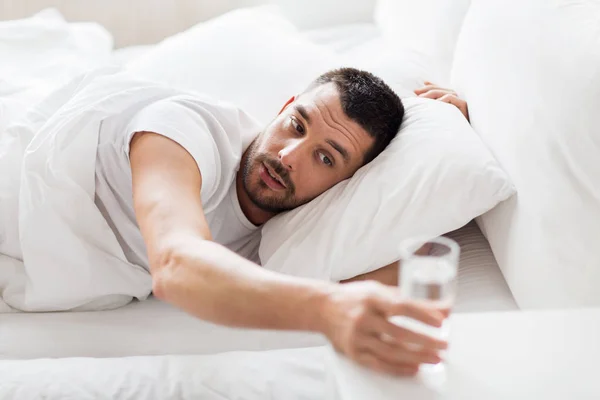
[278, 139, 304, 171]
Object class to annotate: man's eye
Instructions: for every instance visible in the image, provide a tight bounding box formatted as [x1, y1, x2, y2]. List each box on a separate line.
[318, 152, 333, 166]
[290, 117, 304, 134]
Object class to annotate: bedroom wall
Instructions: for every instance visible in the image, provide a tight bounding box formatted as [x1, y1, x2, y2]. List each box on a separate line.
[0, 0, 378, 47]
[0, 0, 270, 47]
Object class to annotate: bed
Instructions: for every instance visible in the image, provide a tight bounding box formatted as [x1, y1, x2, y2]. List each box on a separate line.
[0, 4, 517, 399]
[0, 222, 515, 398]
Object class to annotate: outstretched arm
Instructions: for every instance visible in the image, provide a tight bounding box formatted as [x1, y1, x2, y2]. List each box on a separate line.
[130, 131, 446, 376]
[129, 131, 331, 331]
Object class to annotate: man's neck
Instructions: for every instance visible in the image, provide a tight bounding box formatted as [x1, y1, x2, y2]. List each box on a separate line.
[236, 161, 277, 227]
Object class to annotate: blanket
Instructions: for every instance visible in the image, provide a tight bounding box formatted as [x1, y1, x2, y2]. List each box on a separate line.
[0, 69, 192, 312]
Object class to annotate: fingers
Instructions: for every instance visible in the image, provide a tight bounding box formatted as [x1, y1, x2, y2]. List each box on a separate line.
[388, 300, 445, 327]
[355, 351, 419, 377]
[438, 93, 470, 121]
[413, 84, 438, 95]
[367, 289, 444, 327]
[413, 81, 470, 121]
[417, 89, 456, 100]
[329, 282, 451, 378]
[438, 93, 460, 105]
[438, 306, 452, 319]
[363, 335, 442, 366]
[415, 243, 433, 256]
[413, 81, 435, 94]
[367, 316, 448, 350]
[414, 82, 457, 96]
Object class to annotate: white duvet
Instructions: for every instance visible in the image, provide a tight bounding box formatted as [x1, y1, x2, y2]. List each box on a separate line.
[0, 70, 195, 312]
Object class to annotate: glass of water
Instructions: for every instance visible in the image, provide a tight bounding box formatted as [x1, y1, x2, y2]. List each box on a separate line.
[391, 236, 459, 372]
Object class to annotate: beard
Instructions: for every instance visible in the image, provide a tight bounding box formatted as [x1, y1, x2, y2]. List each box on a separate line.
[241, 138, 309, 213]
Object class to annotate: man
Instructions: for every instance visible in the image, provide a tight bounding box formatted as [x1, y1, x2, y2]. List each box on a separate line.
[96, 67, 468, 376]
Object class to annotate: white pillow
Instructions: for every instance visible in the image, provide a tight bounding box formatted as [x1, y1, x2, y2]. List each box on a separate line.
[126, 7, 341, 125]
[259, 97, 515, 281]
[375, 0, 471, 85]
[340, 39, 440, 98]
[276, 0, 376, 30]
[451, 0, 600, 308]
[0, 8, 113, 129]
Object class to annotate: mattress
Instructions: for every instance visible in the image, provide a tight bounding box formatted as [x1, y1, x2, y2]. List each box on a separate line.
[447, 221, 517, 313]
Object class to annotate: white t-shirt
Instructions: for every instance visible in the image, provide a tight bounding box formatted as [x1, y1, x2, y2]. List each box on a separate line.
[94, 95, 263, 270]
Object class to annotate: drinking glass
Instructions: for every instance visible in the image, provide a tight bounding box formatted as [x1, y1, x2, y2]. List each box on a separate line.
[391, 236, 459, 373]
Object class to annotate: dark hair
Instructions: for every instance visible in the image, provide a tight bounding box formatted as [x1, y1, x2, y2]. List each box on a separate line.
[308, 67, 404, 164]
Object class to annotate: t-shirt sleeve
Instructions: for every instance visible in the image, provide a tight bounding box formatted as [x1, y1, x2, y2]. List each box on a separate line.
[123, 98, 221, 202]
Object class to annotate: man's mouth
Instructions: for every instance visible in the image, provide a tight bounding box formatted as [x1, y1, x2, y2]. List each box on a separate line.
[260, 162, 287, 190]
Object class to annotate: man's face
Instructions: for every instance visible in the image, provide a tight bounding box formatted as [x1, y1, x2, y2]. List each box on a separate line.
[242, 83, 375, 213]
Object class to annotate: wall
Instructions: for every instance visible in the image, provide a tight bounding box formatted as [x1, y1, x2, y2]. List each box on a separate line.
[0, 0, 269, 47]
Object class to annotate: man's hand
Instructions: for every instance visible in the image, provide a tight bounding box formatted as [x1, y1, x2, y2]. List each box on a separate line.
[321, 281, 447, 376]
[414, 81, 470, 122]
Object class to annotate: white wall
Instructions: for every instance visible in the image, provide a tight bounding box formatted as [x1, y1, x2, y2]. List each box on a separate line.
[0, 0, 379, 47]
[0, 0, 270, 47]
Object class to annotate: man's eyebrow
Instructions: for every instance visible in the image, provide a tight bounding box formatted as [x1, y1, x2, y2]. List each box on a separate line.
[326, 139, 350, 164]
[294, 105, 311, 124]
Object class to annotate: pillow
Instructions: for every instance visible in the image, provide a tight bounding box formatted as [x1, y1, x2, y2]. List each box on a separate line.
[302, 25, 443, 97]
[259, 97, 515, 281]
[276, 0, 377, 30]
[110, 45, 152, 66]
[451, 0, 600, 308]
[340, 39, 440, 97]
[374, 0, 471, 85]
[301, 24, 380, 53]
[0, 8, 113, 129]
[126, 6, 341, 125]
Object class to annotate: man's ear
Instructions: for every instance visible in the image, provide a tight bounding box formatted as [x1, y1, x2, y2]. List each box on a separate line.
[278, 96, 295, 115]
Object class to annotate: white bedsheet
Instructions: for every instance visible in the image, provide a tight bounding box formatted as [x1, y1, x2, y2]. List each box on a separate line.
[0, 296, 326, 360]
[0, 347, 328, 400]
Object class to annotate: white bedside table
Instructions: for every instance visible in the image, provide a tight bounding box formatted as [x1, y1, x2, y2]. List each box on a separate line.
[328, 308, 600, 400]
